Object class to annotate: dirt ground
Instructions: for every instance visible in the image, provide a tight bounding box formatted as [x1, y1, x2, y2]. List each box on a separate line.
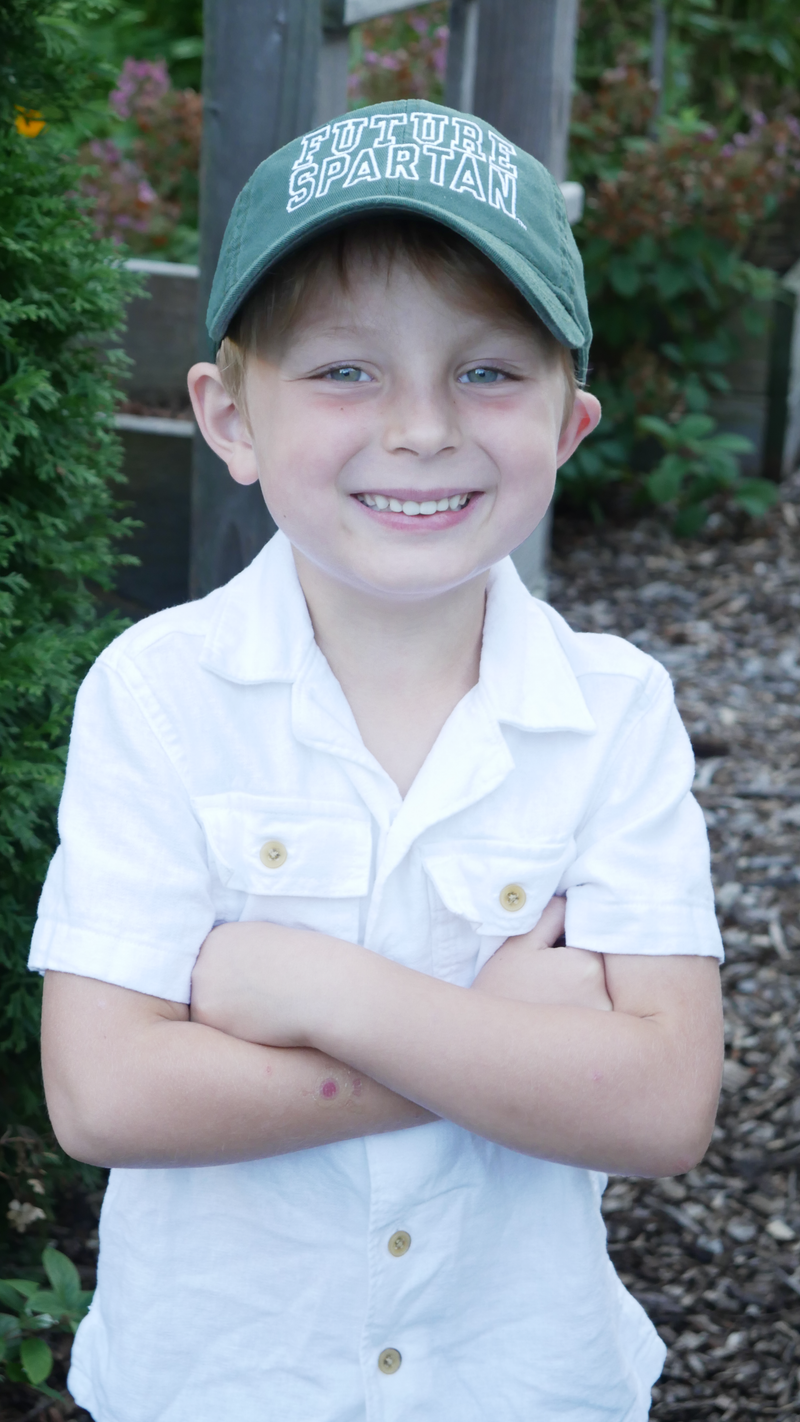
[3, 477, 800, 1420]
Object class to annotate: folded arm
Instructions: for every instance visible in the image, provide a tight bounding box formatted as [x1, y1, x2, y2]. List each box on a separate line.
[190, 916, 723, 1177]
[42, 971, 436, 1169]
[40, 901, 583, 1168]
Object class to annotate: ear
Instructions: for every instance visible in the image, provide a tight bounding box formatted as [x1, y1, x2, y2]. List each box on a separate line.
[556, 390, 602, 468]
[187, 363, 259, 486]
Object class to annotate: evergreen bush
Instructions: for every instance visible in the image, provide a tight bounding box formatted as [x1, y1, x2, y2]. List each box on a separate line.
[0, 0, 136, 1227]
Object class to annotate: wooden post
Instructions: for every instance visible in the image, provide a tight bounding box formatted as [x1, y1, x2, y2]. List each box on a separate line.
[191, 0, 321, 598]
[446, 0, 580, 595]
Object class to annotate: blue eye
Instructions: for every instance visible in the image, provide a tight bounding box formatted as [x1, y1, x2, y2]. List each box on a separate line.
[460, 367, 505, 384]
[325, 366, 369, 382]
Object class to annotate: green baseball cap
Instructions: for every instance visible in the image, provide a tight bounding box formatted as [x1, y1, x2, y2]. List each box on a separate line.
[207, 99, 592, 381]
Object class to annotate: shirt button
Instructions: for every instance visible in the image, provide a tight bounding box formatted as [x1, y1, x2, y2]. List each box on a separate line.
[259, 839, 287, 869]
[499, 883, 526, 912]
[378, 1348, 402, 1374]
[388, 1230, 411, 1257]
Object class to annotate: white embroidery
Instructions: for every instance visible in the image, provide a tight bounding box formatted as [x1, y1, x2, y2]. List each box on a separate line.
[385, 142, 420, 181]
[285, 110, 526, 227]
[295, 125, 331, 166]
[449, 150, 487, 202]
[332, 117, 369, 154]
[287, 164, 318, 212]
[343, 146, 382, 188]
[368, 112, 408, 145]
[316, 152, 351, 198]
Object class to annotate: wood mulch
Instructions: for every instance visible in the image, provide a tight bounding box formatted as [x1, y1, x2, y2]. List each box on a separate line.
[3, 475, 800, 1418]
[550, 470, 800, 1419]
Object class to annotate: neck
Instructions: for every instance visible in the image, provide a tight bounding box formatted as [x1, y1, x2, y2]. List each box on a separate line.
[291, 550, 488, 795]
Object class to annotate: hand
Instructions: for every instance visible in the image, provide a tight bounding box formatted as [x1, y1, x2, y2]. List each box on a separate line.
[472, 897, 612, 1012]
[191, 921, 334, 1048]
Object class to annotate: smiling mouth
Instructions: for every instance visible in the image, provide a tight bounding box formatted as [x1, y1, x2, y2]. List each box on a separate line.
[355, 492, 472, 516]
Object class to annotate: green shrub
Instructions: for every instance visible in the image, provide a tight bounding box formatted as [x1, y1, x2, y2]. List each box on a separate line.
[559, 62, 798, 526]
[0, 0, 136, 1213]
[0, 1246, 93, 1396]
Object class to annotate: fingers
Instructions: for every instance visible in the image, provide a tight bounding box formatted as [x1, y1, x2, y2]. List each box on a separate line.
[531, 895, 567, 947]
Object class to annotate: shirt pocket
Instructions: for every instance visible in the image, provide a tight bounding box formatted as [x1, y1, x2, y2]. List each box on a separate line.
[192, 793, 372, 940]
[422, 837, 574, 979]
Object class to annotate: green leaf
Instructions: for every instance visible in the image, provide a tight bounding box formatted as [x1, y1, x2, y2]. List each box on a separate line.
[42, 1249, 81, 1310]
[637, 415, 673, 442]
[27, 1290, 63, 1317]
[608, 256, 641, 298]
[673, 503, 710, 538]
[647, 456, 688, 504]
[19, 1335, 53, 1386]
[733, 480, 780, 517]
[0, 1280, 36, 1310]
[709, 432, 755, 454]
[674, 414, 717, 441]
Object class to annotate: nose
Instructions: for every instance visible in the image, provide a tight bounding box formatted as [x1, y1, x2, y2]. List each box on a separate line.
[382, 379, 460, 461]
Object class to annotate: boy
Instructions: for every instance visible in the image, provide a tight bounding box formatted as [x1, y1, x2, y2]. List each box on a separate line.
[33, 100, 723, 1420]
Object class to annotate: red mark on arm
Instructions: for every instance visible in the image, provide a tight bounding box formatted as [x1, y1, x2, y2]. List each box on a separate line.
[320, 1078, 339, 1099]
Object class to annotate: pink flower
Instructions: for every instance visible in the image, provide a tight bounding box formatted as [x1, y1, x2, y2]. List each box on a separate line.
[110, 57, 170, 120]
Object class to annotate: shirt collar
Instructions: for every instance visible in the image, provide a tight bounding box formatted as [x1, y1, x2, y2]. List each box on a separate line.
[479, 557, 596, 735]
[200, 530, 595, 735]
[200, 531, 315, 684]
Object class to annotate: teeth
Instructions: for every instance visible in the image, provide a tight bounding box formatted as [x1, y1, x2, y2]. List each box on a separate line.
[358, 493, 471, 515]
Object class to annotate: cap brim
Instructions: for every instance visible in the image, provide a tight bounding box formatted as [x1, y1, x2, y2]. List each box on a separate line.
[209, 193, 589, 378]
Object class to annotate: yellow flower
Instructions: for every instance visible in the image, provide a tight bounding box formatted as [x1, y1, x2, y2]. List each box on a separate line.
[15, 107, 46, 138]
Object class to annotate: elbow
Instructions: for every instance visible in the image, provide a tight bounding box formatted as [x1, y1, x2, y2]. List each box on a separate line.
[44, 1076, 122, 1169]
[632, 1093, 719, 1179]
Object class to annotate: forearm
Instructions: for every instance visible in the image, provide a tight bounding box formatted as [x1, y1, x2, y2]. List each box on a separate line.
[309, 955, 695, 1175]
[42, 973, 434, 1170]
[193, 926, 721, 1177]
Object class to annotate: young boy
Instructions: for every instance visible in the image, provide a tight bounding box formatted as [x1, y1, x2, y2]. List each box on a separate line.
[33, 99, 724, 1421]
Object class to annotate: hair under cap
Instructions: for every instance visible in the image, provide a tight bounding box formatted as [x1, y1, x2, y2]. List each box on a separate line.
[207, 99, 592, 382]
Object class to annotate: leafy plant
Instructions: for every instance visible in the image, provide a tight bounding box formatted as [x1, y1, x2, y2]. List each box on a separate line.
[349, 3, 448, 109]
[638, 412, 778, 534]
[574, 0, 800, 140]
[559, 57, 800, 527]
[0, 0, 136, 1177]
[80, 57, 202, 259]
[0, 1247, 92, 1395]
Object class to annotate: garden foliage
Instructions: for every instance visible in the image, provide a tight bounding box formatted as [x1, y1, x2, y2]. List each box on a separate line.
[563, 60, 800, 526]
[0, 1246, 93, 1394]
[81, 58, 202, 259]
[0, 0, 135, 1200]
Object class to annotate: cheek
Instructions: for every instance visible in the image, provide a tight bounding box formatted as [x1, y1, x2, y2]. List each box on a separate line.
[253, 401, 370, 499]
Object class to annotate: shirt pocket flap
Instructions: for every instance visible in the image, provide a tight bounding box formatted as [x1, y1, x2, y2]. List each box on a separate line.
[422, 838, 574, 935]
[192, 794, 372, 898]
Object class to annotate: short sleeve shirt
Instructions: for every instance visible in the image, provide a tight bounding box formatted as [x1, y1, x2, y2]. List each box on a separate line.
[30, 532, 722, 1422]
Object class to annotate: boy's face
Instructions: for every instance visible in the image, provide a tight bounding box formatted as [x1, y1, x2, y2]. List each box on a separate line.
[191, 256, 600, 601]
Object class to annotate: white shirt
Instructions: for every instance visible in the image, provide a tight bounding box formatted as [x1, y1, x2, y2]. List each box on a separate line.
[31, 531, 722, 1422]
